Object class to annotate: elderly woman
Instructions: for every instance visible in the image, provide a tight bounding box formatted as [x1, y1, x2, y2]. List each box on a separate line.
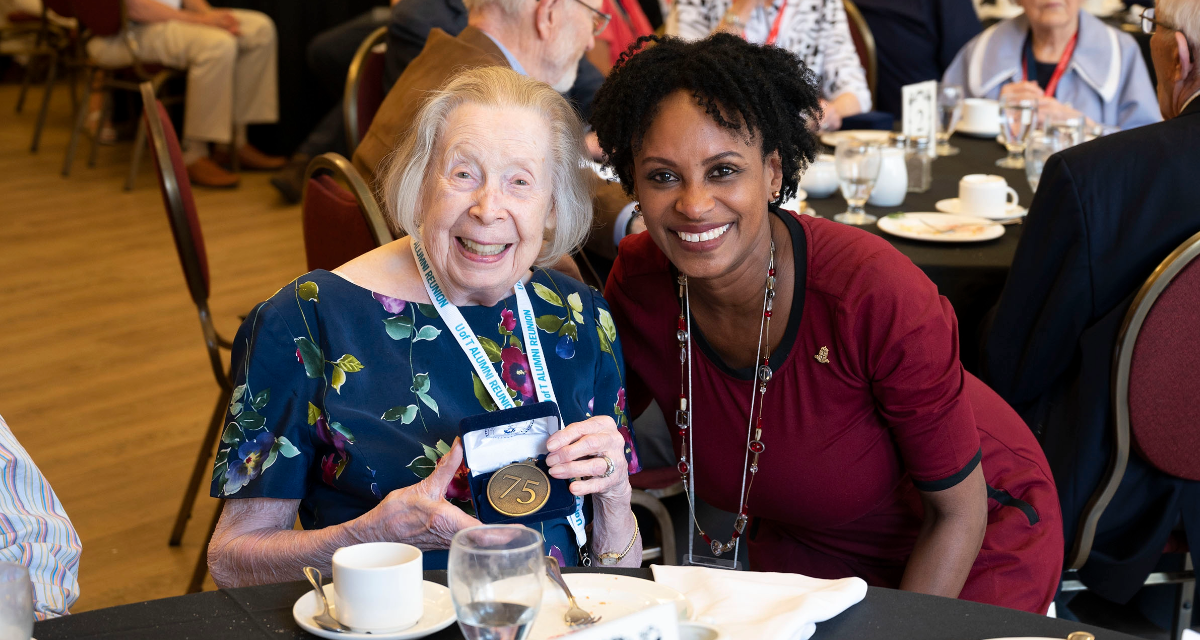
[671, 0, 871, 130]
[592, 34, 1062, 613]
[206, 67, 641, 586]
[943, 0, 1160, 130]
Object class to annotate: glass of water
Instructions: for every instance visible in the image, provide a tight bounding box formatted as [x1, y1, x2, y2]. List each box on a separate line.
[1024, 130, 1063, 193]
[834, 139, 882, 225]
[449, 525, 544, 640]
[1044, 111, 1085, 149]
[997, 96, 1038, 169]
[936, 84, 965, 156]
[0, 563, 33, 640]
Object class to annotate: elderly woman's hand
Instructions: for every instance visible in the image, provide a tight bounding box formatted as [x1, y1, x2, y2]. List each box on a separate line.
[999, 81, 1044, 103]
[353, 439, 482, 549]
[545, 415, 631, 503]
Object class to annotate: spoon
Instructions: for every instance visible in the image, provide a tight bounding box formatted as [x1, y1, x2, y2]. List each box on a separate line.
[304, 566, 351, 633]
[544, 556, 601, 628]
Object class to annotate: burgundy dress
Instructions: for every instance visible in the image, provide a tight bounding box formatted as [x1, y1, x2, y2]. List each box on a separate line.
[606, 208, 1063, 613]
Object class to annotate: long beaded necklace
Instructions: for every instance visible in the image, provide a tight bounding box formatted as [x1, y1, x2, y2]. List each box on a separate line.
[676, 240, 776, 559]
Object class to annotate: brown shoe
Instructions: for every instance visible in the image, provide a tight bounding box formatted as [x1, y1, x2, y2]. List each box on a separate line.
[187, 157, 240, 188]
[236, 144, 287, 171]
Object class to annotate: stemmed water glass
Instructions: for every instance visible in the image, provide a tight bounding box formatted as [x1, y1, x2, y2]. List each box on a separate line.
[834, 139, 882, 225]
[997, 96, 1038, 169]
[1024, 130, 1063, 193]
[936, 84, 965, 156]
[0, 563, 33, 640]
[449, 525, 545, 640]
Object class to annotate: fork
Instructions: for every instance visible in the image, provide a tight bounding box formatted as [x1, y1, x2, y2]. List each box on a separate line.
[544, 556, 601, 628]
[304, 566, 351, 633]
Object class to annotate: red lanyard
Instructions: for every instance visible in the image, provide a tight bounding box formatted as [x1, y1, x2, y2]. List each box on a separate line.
[1022, 32, 1077, 98]
[765, 0, 788, 45]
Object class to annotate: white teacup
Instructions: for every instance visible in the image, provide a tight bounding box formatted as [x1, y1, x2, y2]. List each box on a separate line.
[959, 174, 1019, 216]
[800, 154, 838, 198]
[332, 542, 424, 633]
[961, 98, 1000, 133]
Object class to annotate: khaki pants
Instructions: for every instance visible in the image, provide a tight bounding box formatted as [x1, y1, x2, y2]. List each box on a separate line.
[86, 9, 278, 144]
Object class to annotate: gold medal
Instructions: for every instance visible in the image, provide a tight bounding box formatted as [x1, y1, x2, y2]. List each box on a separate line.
[486, 459, 551, 517]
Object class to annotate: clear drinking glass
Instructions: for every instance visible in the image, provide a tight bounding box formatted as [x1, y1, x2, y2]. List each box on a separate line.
[834, 139, 882, 225]
[449, 525, 544, 640]
[997, 96, 1038, 169]
[1044, 112, 1085, 149]
[1024, 130, 1063, 193]
[0, 563, 33, 640]
[936, 84, 965, 156]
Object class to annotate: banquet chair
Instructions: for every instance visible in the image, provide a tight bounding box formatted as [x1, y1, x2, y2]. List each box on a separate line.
[139, 81, 233, 594]
[301, 152, 393, 272]
[842, 0, 877, 108]
[9, 1, 79, 153]
[62, 0, 183, 191]
[343, 26, 388, 153]
[1060, 229, 1200, 640]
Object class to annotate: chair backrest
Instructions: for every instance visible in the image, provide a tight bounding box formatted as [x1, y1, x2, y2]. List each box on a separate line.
[842, 0, 877, 108]
[139, 82, 211, 308]
[301, 153, 394, 272]
[67, 0, 122, 37]
[344, 26, 389, 153]
[1066, 228, 1200, 570]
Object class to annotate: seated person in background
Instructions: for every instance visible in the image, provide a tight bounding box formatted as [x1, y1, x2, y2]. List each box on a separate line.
[942, 0, 1160, 130]
[672, 0, 871, 130]
[0, 415, 82, 619]
[593, 34, 1063, 613]
[589, 0, 655, 75]
[207, 67, 641, 586]
[87, 0, 286, 188]
[981, 0, 1200, 608]
[852, 0, 981, 118]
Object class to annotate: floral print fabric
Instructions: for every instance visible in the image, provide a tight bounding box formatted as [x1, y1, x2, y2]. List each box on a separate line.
[210, 269, 637, 568]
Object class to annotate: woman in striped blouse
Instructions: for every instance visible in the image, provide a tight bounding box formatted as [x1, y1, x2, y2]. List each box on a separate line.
[674, 0, 871, 130]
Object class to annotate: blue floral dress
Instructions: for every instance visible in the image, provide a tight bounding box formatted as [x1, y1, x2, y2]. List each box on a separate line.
[209, 269, 638, 568]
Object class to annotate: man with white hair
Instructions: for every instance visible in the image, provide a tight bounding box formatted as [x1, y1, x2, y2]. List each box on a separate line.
[982, 0, 1200, 611]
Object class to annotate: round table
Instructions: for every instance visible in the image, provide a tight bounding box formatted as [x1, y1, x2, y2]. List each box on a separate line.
[34, 568, 1142, 640]
[809, 131, 1032, 373]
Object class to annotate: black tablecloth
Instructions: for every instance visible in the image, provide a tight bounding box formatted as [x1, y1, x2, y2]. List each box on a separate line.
[35, 568, 1143, 640]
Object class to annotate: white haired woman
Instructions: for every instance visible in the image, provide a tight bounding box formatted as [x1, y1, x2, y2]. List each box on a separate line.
[206, 67, 641, 587]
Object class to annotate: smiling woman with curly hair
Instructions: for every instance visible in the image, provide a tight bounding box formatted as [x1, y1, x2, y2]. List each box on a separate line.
[595, 34, 1064, 613]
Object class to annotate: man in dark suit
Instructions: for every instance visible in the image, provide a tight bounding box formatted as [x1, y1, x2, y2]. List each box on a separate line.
[385, 0, 605, 119]
[851, 0, 980, 118]
[981, 0, 1200, 608]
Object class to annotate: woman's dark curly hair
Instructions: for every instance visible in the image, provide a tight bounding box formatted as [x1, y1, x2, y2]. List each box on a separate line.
[589, 33, 823, 204]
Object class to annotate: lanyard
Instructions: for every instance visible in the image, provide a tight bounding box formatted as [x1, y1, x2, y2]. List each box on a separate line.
[1022, 31, 1076, 99]
[765, 0, 788, 45]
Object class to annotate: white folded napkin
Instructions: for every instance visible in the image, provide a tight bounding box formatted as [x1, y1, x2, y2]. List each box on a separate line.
[651, 565, 867, 640]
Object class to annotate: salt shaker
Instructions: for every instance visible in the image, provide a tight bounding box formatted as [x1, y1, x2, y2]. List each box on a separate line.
[906, 136, 933, 193]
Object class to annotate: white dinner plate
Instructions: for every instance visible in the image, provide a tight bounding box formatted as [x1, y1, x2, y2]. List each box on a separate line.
[955, 123, 1002, 138]
[528, 573, 693, 640]
[293, 582, 456, 640]
[935, 197, 1026, 220]
[819, 130, 893, 148]
[877, 213, 1005, 243]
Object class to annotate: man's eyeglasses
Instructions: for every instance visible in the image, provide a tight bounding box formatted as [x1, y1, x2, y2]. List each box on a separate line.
[1140, 7, 1173, 35]
[573, 0, 612, 36]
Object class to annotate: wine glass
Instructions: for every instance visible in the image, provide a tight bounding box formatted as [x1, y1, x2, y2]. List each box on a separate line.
[0, 563, 33, 640]
[936, 84, 965, 156]
[449, 525, 544, 640]
[834, 139, 882, 225]
[997, 96, 1038, 169]
[1024, 130, 1063, 193]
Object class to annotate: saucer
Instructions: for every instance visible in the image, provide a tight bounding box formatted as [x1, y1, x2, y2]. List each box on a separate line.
[955, 123, 1002, 138]
[936, 197, 1026, 220]
[293, 581, 455, 639]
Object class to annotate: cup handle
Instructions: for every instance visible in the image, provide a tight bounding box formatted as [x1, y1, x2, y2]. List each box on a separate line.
[1006, 187, 1019, 208]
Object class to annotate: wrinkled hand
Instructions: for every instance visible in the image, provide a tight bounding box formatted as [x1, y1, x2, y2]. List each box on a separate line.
[545, 415, 631, 502]
[201, 10, 240, 35]
[818, 99, 842, 132]
[358, 439, 481, 550]
[999, 81, 1043, 103]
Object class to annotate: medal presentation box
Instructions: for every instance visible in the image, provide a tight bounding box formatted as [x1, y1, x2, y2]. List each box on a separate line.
[459, 401, 576, 526]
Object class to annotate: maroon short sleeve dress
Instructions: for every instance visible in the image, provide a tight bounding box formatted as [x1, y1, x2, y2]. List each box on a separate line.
[605, 208, 1064, 613]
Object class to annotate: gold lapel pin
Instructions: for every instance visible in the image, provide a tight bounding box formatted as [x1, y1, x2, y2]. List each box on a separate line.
[814, 346, 830, 364]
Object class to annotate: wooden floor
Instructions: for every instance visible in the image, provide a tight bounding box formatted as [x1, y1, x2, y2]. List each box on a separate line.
[0, 82, 307, 611]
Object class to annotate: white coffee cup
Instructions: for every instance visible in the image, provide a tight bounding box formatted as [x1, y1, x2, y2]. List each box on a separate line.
[959, 174, 1019, 216]
[961, 98, 1000, 134]
[332, 542, 424, 633]
[800, 154, 838, 198]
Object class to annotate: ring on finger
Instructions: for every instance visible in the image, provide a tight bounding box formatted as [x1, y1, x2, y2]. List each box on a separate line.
[598, 454, 615, 478]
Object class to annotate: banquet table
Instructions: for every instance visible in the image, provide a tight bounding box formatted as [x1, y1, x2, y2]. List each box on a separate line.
[809, 131, 1033, 373]
[34, 567, 1142, 640]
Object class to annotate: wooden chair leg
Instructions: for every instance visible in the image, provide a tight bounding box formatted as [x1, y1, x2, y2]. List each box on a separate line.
[187, 498, 224, 594]
[61, 71, 93, 177]
[631, 489, 676, 566]
[30, 50, 57, 153]
[170, 386, 231, 546]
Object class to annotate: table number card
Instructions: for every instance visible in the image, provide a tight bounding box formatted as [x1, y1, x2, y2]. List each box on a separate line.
[560, 602, 680, 640]
[902, 80, 938, 140]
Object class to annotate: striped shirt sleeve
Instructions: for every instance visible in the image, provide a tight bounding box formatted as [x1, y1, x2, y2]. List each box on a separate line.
[0, 416, 81, 620]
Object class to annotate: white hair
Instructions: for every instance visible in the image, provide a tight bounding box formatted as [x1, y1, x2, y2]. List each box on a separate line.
[380, 66, 594, 268]
[1158, 0, 1200, 59]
